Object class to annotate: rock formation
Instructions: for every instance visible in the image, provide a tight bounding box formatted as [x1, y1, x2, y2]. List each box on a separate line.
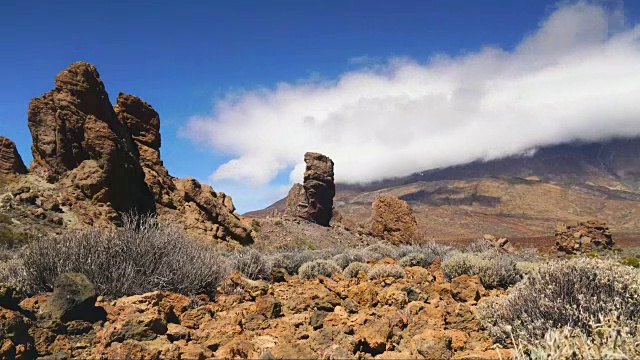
[27, 62, 155, 217]
[15, 62, 251, 244]
[114, 93, 252, 245]
[0, 136, 27, 175]
[370, 195, 418, 244]
[555, 220, 614, 254]
[285, 152, 335, 226]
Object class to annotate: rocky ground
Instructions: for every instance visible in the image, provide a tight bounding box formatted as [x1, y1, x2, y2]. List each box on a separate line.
[0, 257, 512, 360]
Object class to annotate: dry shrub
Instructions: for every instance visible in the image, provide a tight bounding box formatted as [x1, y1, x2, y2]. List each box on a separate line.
[518, 314, 640, 359]
[343, 262, 370, 278]
[332, 250, 375, 269]
[442, 250, 522, 289]
[479, 258, 640, 345]
[12, 214, 231, 297]
[365, 243, 399, 260]
[397, 241, 458, 263]
[368, 264, 406, 280]
[398, 252, 427, 267]
[298, 259, 340, 279]
[268, 249, 330, 275]
[230, 248, 272, 280]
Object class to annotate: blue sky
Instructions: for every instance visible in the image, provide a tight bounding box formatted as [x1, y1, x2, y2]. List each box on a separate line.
[1, 1, 640, 212]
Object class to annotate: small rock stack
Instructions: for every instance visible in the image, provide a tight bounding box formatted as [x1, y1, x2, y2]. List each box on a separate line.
[555, 220, 614, 254]
[370, 195, 418, 244]
[0, 136, 27, 175]
[285, 152, 335, 226]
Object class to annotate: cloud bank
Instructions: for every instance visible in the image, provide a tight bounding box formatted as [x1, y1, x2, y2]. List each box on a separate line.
[184, 2, 640, 210]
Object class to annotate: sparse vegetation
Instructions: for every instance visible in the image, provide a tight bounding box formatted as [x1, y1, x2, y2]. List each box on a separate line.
[298, 259, 340, 279]
[443, 250, 522, 289]
[365, 243, 399, 260]
[230, 248, 271, 280]
[620, 256, 640, 268]
[332, 250, 373, 269]
[368, 264, 406, 280]
[398, 252, 427, 267]
[343, 262, 370, 278]
[479, 258, 640, 345]
[7, 214, 231, 297]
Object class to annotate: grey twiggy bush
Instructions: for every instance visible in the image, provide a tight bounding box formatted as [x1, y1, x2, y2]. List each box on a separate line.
[368, 264, 406, 280]
[298, 259, 341, 279]
[398, 253, 427, 267]
[13, 214, 231, 297]
[332, 250, 373, 269]
[268, 249, 328, 275]
[479, 258, 640, 345]
[442, 250, 521, 289]
[365, 243, 399, 260]
[230, 248, 272, 280]
[343, 262, 370, 278]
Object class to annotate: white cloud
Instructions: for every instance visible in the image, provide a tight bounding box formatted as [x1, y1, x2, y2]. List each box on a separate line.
[184, 2, 640, 211]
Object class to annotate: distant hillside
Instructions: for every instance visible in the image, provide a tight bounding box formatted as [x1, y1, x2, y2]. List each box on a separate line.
[247, 137, 640, 241]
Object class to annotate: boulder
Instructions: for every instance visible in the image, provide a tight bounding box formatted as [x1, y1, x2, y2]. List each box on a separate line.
[40, 273, 97, 322]
[555, 220, 614, 254]
[0, 136, 27, 175]
[370, 195, 418, 244]
[285, 152, 335, 226]
[27, 62, 155, 216]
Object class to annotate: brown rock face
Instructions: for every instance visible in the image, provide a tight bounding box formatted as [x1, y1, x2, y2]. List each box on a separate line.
[27, 62, 155, 216]
[370, 195, 418, 244]
[555, 220, 614, 254]
[285, 152, 335, 226]
[0, 137, 27, 175]
[114, 93, 252, 245]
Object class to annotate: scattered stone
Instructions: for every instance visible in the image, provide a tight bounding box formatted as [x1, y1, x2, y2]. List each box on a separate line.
[555, 220, 614, 254]
[370, 195, 418, 244]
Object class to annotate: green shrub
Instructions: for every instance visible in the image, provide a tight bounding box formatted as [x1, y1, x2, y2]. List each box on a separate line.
[368, 264, 406, 280]
[230, 248, 271, 280]
[620, 256, 640, 268]
[442, 251, 522, 289]
[398, 253, 427, 267]
[343, 262, 370, 278]
[0, 225, 30, 249]
[14, 214, 231, 297]
[585, 252, 599, 258]
[250, 219, 261, 233]
[298, 259, 340, 279]
[0, 213, 11, 224]
[479, 258, 640, 345]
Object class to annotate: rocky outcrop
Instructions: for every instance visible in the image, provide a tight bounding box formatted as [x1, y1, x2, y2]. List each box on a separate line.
[27, 62, 155, 217]
[370, 195, 418, 244]
[40, 273, 98, 322]
[114, 93, 252, 245]
[285, 152, 335, 226]
[0, 137, 27, 175]
[555, 220, 614, 254]
[15, 62, 251, 244]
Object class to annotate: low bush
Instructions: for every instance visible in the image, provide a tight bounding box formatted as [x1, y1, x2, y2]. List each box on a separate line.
[365, 243, 399, 260]
[13, 215, 231, 297]
[230, 248, 271, 280]
[298, 259, 340, 279]
[397, 241, 458, 264]
[620, 256, 640, 268]
[479, 258, 640, 345]
[269, 249, 329, 275]
[343, 262, 370, 278]
[398, 253, 427, 267]
[368, 264, 406, 280]
[517, 315, 640, 359]
[332, 250, 373, 269]
[442, 251, 521, 289]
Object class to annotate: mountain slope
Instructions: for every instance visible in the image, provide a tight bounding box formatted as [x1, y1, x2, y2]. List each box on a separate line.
[249, 137, 640, 241]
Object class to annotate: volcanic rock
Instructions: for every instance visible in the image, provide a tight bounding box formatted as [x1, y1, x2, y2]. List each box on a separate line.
[40, 273, 97, 322]
[114, 93, 252, 245]
[555, 220, 614, 254]
[285, 152, 335, 226]
[27, 62, 155, 217]
[0, 137, 27, 175]
[370, 195, 418, 244]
